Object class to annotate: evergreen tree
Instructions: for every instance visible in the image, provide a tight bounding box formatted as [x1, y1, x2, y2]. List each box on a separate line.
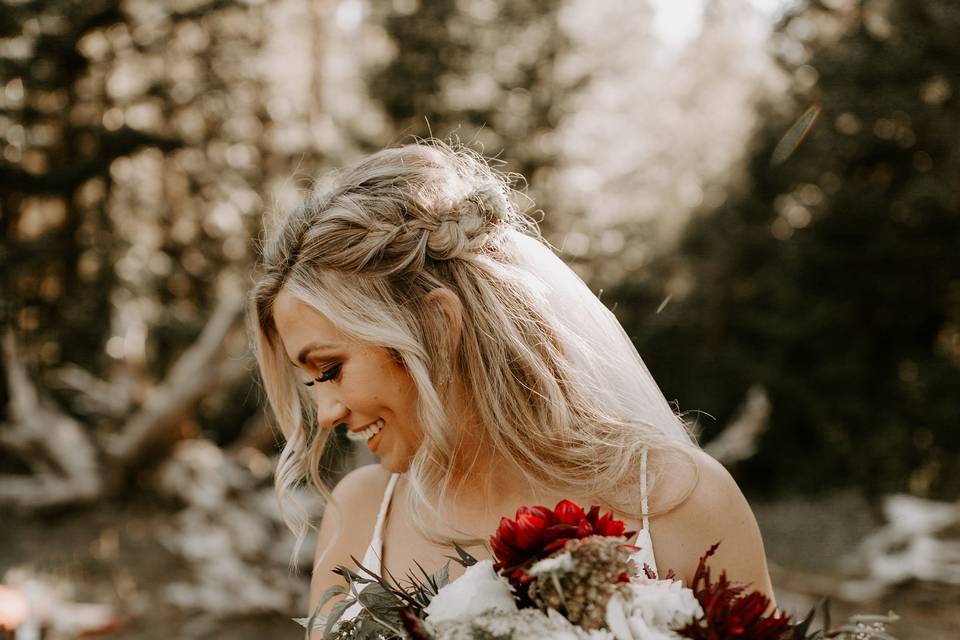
[616, 0, 960, 498]
[367, 0, 570, 197]
[0, 0, 337, 488]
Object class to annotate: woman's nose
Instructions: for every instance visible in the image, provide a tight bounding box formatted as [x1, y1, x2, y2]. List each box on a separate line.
[315, 392, 349, 431]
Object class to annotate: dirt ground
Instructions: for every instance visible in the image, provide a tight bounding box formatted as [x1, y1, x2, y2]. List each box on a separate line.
[0, 495, 296, 639]
[2, 490, 957, 639]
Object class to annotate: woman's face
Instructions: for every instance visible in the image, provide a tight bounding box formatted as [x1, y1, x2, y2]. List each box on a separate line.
[271, 288, 423, 472]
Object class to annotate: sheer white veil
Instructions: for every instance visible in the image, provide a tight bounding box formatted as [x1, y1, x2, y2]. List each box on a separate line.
[504, 229, 695, 446]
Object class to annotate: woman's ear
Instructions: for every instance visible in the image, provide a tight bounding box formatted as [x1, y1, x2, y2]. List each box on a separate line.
[424, 287, 463, 352]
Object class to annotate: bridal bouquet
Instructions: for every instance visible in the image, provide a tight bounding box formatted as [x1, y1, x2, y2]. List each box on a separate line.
[299, 500, 897, 639]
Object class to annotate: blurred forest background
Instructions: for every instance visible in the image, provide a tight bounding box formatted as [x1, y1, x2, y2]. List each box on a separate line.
[1, 0, 958, 637]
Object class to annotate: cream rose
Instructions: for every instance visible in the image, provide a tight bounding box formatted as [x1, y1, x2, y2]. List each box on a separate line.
[605, 579, 703, 640]
[423, 559, 518, 624]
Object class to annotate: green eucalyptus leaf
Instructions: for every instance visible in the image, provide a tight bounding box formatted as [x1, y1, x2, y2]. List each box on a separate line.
[336, 564, 375, 586]
[358, 580, 402, 615]
[294, 584, 348, 631]
[433, 562, 450, 591]
[356, 617, 396, 639]
[317, 584, 347, 608]
[291, 616, 318, 629]
[323, 599, 353, 639]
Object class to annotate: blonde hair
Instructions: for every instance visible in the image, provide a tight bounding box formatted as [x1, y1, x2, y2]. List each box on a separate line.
[250, 140, 698, 557]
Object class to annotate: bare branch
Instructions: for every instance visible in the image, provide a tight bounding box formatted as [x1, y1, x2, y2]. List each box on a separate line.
[49, 363, 134, 419]
[704, 385, 770, 466]
[2, 331, 39, 422]
[0, 471, 99, 510]
[105, 289, 246, 469]
[0, 331, 101, 510]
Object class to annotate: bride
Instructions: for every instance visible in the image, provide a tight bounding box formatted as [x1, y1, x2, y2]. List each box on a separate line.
[250, 141, 775, 633]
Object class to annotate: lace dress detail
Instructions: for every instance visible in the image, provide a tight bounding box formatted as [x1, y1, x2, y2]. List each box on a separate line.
[333, 449, 659, 624]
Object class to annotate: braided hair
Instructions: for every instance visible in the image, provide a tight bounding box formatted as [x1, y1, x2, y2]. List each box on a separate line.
[250, 140, 696, 556]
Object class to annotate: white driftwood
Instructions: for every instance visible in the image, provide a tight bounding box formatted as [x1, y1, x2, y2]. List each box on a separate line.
[0, 332, 101, 509]
[48, 363, 134, 419]
[772, 495, 960, 604]
[842, 494, 960, 592]
[152, 439, 315, 616]
[105, 288, 246, 468]
[704, 385, 770, 466]
[2, 568, 119, 639]
[1, 277, 248, 509]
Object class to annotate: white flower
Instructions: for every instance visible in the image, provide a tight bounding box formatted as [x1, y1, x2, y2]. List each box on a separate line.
[626, 578, 702, 628]
[605, 579, 703, 640]
[423, 559, 518, 624]
[432, 608, 615, 640]
[528, 551, 576, 577]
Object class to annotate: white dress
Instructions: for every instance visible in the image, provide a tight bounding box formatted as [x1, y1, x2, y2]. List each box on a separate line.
[337, 448, 659, 622]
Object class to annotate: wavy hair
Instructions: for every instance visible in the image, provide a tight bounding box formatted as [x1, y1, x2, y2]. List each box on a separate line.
[250, 140, 699, 559]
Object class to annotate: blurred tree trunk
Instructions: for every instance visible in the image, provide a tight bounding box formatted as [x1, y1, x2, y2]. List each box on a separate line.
[1, 0, 134, 375]
[0, 0, 352, 509]
[367, 0, 571, 196]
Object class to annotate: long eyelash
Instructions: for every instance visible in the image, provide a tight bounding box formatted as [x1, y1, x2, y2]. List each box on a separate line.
[303, 364, 341, 386]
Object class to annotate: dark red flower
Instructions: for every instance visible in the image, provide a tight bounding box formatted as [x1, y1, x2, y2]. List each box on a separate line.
[676, 542, 793, 640]
[554, 499, 586, 526]
[400, 607, 433, 640]
[490, 499, 635, 586]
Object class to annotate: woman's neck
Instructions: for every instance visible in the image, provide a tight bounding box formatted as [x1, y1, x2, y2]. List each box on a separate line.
[431, 391, 593, 526]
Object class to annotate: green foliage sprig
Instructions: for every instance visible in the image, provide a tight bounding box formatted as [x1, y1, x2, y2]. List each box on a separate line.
[295, 547, 478, 639]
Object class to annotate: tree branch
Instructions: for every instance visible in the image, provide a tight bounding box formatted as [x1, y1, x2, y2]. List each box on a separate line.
[0, 331, 101, 510]
[704, 385, 770, 466]
[104, 288, 246, 470]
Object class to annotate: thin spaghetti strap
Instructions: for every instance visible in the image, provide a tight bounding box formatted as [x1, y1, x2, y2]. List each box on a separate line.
[630, 446, 659, 577]
[631, 447, 657, 578]
[640, 446, 650, 532]
[338, 473, 400, 623]
[370, 473, 400, 546]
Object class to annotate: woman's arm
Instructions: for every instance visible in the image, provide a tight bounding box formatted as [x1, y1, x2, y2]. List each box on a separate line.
[307, 463, 391, 638]
[650, 448, 776, 606]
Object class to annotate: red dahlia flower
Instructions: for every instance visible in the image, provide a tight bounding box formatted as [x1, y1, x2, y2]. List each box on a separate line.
[677, 543, 792, 640]
[490, 499, 635, 585]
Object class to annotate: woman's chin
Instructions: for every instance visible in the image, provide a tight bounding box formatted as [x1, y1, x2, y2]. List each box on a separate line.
[378, 449, 413, 474]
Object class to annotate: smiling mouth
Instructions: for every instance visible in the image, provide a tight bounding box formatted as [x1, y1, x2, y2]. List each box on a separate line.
[345, 419, 384, 442]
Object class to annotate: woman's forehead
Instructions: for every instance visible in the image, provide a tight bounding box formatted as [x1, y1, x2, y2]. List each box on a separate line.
[272, 289, 346, 361]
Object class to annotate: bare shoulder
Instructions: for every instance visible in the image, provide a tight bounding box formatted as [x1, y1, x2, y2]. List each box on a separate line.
[308, 464, 392, 616]
[329, 462, 393, 509]
[647, 447, 775, 602]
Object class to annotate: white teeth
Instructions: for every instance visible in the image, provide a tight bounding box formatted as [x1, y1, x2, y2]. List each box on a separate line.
[345, 419, 384, 442]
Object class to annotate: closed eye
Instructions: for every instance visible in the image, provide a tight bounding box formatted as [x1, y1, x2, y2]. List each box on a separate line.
[303, 363, 341, 386]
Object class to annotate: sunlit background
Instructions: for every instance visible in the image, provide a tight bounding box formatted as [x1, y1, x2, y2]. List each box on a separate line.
[1, 0, 958, 637]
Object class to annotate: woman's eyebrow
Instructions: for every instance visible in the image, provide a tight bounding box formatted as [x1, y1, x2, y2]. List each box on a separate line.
[295, 341, 340, 365]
